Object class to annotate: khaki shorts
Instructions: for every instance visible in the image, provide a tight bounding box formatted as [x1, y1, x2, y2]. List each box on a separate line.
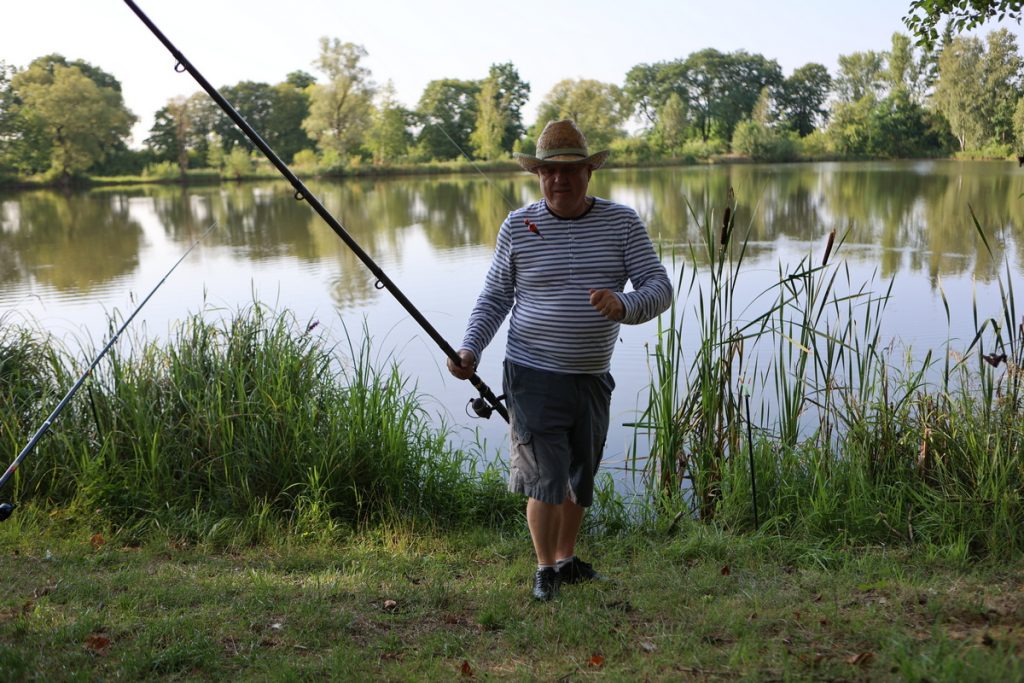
[503, 361, 614, 507]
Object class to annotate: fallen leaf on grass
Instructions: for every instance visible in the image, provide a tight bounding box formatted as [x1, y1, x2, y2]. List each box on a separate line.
[90, 533, 106, 549]
[383, 599, 398, 612]
[720, 565, 731, 576]
[846, 651, 874, 666]
[84, 634, 111, 656]
[639, 640, 657, 653]
[460, 660, 473, 677]
[589, 654, 605, 667]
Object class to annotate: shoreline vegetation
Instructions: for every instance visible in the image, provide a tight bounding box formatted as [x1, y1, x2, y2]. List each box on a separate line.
[1, 197, 1020, 553]
[1, 194, 1022, 677]
[5, 25, 1024, 193]
[0, 149, 1018, 192]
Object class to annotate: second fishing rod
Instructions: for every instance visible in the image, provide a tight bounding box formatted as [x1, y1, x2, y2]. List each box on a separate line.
[123, 0, 508, 423]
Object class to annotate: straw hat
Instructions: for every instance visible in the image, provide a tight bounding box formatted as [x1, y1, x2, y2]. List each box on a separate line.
[514, 120, 609, 173]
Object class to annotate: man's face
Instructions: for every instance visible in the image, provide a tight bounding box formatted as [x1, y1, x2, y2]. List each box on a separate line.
[538, 163, 592, 218]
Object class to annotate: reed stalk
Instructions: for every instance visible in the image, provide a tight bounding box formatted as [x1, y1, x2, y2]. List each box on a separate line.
[639, 195, 1024, 555]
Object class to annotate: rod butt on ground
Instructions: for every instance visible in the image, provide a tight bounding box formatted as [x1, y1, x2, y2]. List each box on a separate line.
[0, 503, 14, 522]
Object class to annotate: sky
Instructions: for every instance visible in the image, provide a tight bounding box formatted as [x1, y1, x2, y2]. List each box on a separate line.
[4, 0, 1024, 146]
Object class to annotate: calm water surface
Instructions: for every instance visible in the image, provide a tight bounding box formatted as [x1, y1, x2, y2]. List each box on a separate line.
[3, 161, 1023, 487]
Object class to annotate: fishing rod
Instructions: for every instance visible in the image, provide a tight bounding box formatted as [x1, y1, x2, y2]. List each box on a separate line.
[0, 222, 218, 522]
[123, 0, 508, 423]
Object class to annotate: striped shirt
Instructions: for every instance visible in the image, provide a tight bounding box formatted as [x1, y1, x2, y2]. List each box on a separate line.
[461, 197, 673, 375]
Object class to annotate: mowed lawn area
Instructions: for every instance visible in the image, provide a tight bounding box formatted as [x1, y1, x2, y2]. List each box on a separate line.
[2, 516, 1022, 682]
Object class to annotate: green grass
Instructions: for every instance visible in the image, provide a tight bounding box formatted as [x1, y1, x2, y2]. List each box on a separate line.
[1, 514, 1022, 681]
[0, 304, 519, 541]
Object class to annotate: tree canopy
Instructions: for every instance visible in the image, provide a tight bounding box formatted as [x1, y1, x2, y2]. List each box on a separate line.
[905, 0, 1024, 47]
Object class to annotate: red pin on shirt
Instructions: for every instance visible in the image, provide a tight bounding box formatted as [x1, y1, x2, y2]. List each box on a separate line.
[524, 218, 544, 239]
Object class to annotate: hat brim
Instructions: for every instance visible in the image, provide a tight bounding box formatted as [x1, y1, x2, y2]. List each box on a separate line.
[514, 150, 609, 174]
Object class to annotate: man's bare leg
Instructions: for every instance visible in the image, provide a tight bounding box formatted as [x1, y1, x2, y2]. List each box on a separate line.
[526, 497, 561, 566]
[555, 499, 585, 560]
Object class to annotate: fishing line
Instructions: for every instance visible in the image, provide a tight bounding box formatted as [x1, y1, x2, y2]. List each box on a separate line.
[0, 221, 218, 521]
[123, 0, 508, 424]
[432, 123, 521, 213]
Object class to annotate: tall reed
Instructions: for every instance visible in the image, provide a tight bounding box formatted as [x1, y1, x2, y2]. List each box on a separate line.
[639, 194, 1024, 555]
[2, 304, 518, 539]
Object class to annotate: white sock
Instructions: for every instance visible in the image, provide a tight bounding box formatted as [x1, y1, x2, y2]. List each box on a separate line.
[538, 563, 555, 572]
[555, 556, 575, 570]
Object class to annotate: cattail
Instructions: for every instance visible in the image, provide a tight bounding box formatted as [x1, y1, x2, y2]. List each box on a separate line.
[720, 206, 732, 246]
[822, 229, 836, 267]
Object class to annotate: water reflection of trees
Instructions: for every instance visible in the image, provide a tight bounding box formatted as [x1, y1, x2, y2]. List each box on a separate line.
[2, 162, 1021, 302]
[0, 189, 142, 291]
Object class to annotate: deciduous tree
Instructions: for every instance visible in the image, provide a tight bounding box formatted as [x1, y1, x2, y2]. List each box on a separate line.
[470, 77, 507, 160]
[11, 55, 135, 182]
[366, 81, 412, 164]
[486, 62, 530, 152]
[534, 78, 627, 150]
[414, 79, 479, 160]
[302, 37, 376, 162]
[933, 35, 990, 149]
[777, 63, 832, 136]
[834, 51, 887, 102]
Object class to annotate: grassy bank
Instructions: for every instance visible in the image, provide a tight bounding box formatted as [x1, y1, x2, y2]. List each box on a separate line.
[0, 305, 519, 540]
[1, 514, 1022, 681]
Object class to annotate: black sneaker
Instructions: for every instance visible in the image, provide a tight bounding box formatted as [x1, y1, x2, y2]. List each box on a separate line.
[557, 557, 604, 584]
[532, 567, 559, 601]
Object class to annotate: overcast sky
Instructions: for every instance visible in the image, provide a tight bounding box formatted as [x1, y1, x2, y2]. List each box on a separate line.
[4, 0, 1023, 145]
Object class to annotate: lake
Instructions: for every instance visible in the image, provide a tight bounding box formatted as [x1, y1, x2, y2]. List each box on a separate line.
[2, 161, 1023, 490]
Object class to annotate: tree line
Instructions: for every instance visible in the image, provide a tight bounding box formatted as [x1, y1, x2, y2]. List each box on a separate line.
[2, 26, 1024, 184]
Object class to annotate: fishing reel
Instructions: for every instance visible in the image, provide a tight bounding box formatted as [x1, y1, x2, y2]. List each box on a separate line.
[469, 394, 506, 419]
[0, 503, 14, 522]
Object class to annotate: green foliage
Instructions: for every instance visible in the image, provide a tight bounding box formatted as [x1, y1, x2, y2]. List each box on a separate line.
[10, 54, 135, 181]
[607, 135, 656, 164]
[865, 90, 936, 157]
[534, 78, 627, 150]
[485, 62, 530, 152]
[222, 146, 253, 179]
[141, 160, 181, 180]
[414, 79, 480, 160]
[4, 305, 518, 533]
[679, 137, 727, 160]
[469, 78, 507, 160]
[827, 96, 877, 156]
[641, 195, 1024, 555]
[302, 37, 376, 160]
[954, 139, 1014, 157]
[366, 81, 413, 165]
[683, 49, 784, 142]
[796, 129, 832, 158]
[730, 120, 798, 161]
[933, 35, 994, 150]
[904, 0, 1024, 48]
[834, 50, 886, 103]
[651, 92, 689, 152]
[777, 63, 832, 136]
[292, 148, 318, 171]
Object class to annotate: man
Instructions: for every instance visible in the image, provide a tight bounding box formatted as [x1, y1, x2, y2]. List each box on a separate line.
[448, 120, 673, 600]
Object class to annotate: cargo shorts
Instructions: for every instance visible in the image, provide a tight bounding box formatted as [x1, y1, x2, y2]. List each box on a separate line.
[503, 360, 614, 507]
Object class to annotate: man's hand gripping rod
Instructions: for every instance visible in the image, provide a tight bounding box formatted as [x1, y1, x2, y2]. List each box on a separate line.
[122, 0, 507, 423]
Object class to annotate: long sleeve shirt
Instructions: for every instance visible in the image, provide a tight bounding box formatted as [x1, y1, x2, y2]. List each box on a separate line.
[461, 197, 673, 375]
